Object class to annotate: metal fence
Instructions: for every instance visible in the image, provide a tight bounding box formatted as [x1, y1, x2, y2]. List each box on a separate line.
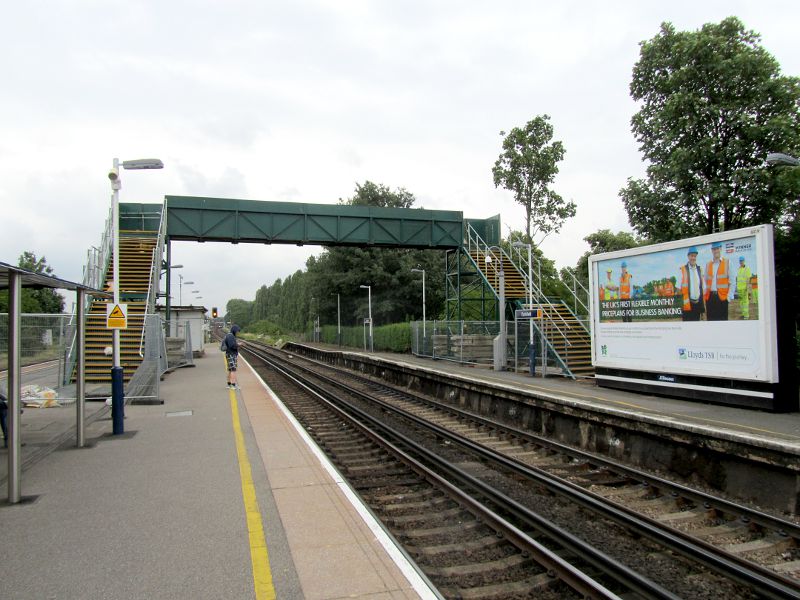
[0, 313, 79, 404]
[1, 313, 194, 405]
[411, 319, 563, 375]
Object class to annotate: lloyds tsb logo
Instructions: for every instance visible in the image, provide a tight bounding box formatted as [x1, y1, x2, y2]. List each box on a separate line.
[678, 348, 687, 360]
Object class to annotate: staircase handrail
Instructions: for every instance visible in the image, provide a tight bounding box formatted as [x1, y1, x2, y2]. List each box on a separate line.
[560, 266, 590, 321]
[465, 224, 546, 303]
[63, 205, 114, 383]
[140, 205, 167, 357]
[529, 318, 576, 379]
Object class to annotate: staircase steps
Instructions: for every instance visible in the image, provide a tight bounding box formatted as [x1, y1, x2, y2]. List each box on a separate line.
[538, 302, 593, 377]
[469, 251, 527, 299]
[79, 232, 158, 383]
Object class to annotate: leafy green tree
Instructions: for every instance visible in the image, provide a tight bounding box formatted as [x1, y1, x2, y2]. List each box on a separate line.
[493, 115, 576, 246]
[225, 299, 253, 329]
[621, 17, 800, 241]
[572, 230, 642, 283]
[0, 252, 65, 313]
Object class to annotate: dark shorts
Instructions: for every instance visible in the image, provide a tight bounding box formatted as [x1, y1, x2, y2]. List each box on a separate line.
[226, 352, 238, 372]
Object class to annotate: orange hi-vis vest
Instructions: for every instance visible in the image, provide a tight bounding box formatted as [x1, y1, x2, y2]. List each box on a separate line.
[619, 273, 632, 299]
[680, 264, 702, 310]
[751, 275, 758, 290]
[704, 258, 729, 301]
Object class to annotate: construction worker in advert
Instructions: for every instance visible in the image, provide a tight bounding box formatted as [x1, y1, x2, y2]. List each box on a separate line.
[680, 246, 705, 321]
[604, 268, 618, 300]
[704, 241, 730, 321]
[619, 261, 633, 322]
[736, 255, 752, 320]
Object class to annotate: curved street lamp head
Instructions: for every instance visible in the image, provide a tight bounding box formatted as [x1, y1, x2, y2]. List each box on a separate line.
[766, 152, 800, 167]
[122, 158, 164, 170]
[360, 284, 370, 289]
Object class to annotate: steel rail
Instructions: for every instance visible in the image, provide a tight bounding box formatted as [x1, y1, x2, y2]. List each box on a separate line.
[252, 344, 800, 600]
[246, 345, 679, 599]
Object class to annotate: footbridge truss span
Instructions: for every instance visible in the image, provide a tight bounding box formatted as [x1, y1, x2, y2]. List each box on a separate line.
[164, 195, 464, 249]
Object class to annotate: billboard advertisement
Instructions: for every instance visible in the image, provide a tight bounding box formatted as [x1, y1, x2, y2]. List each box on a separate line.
[589, 225, 778, 384]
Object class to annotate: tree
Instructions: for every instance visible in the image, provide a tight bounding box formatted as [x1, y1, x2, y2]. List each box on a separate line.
[225, 299, 253, 329]
[572, 230, 642, 283]
[0, 252, 65, 313]
[493, 115, 576, 246]
[621, 17, 800, 241]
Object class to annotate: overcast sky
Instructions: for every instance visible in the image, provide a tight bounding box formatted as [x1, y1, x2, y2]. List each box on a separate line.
[2, 1, 798, 315]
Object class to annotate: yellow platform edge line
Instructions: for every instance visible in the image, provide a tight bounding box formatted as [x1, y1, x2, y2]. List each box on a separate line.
[230, 387, 276, 600]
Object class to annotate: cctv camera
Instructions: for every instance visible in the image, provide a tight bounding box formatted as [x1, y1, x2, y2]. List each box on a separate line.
[108, 168, 119, 181]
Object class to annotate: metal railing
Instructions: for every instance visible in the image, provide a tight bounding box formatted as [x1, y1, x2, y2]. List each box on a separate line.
[140, 206, 167, 357]
[463, 224, 583, 376]
[410, 319, 573, 376]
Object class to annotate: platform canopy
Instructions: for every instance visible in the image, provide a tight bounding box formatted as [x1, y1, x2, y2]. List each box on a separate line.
[2, 261, 107, 506]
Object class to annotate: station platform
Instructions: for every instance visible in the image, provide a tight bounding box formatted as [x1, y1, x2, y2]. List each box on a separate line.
[0, 347, 434, 600]
[3, 344, 799, 599]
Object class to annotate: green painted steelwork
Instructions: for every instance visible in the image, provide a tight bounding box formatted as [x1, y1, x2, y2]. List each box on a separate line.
[120, 203, 162, 232]
[164, 195, 463, 248]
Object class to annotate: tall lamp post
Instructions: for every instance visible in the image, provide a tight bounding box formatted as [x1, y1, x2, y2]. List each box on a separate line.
[411, 268, 426, 350]
[330, 292, 341, 346]
[178, 274, 194, 306]
[360, 285, 373, 352]
[485, 247, 506, 370]
[512, 241, 536, 376]
[108, 157, 163, 435]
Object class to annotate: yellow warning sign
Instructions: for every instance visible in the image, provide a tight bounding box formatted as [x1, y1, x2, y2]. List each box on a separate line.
[106, 303, 128, 329]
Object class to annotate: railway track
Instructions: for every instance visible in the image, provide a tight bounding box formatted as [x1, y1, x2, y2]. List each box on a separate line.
[240, 341, 800, 599]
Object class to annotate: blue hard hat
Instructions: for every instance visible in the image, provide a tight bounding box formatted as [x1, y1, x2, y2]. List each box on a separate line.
[687, 246, 698, 255]
[621, 261, 627, 268]
[711, 241, 722, 249]
[739, 256, 745, 262]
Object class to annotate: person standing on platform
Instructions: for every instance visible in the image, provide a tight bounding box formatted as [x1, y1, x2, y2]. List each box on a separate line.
[619, 261, 633, 322]
[680, 247, 705, 321]
[223, 324, 241, 389]
[736, 256, 752, 320]
[704, 241, 730, 320]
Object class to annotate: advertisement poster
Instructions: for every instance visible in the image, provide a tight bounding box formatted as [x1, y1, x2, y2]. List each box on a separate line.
[589, 226, 778, 383]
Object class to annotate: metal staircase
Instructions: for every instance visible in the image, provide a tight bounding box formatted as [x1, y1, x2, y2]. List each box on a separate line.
[462, 224, 594, 379]
[81, 233, 158, 383]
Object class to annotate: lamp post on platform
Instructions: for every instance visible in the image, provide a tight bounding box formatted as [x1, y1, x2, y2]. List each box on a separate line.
[330, 293, 341, 345]
[360, 285, 373, 352]
[512, 241, 536, 376]
[108, 157, 163, 435]
[178, 275, 194, 306]
[486, 247, 506, 370]
[411, 268, 426, 349]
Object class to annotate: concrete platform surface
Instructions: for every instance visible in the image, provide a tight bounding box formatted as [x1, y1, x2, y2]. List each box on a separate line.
[1, 347, 433, 600]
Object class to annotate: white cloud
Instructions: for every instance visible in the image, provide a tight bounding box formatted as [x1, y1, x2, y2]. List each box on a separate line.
[1, 0, 798, 315]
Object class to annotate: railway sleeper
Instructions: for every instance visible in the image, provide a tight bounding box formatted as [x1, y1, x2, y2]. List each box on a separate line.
[437, 572, 563, 600]
[415, 534, 506, 558]
[398, 519, 485, 542]
[426, 553, 534, 579]
[380, 495, 453, 514]
[352, 475, 422, 490]
[385, 506, 467, 527]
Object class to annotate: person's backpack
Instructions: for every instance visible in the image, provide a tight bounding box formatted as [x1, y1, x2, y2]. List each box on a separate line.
[219, 336, 228, 352]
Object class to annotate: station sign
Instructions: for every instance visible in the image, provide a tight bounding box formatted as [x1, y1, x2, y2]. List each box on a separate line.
[106, 303, 128, 329]
[515, 309, 541, 319]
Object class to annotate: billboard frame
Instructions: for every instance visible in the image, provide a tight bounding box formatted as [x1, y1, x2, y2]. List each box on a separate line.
[588, 224, 794, 411]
